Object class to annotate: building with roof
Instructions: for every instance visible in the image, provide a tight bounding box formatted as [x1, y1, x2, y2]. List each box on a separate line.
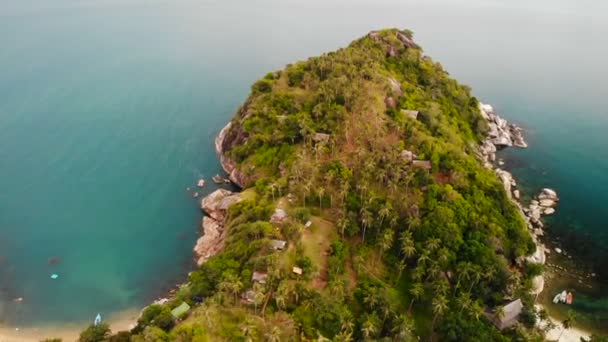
[490, 298, 523, 330]
[271, 239, 287, 250]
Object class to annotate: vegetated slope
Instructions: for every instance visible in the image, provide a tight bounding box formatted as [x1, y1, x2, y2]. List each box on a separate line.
[92, 29, 544, 341]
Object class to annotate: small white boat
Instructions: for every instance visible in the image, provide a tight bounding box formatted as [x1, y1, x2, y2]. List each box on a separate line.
[197, 179, 206, 188]
[553, 290, 568, 304]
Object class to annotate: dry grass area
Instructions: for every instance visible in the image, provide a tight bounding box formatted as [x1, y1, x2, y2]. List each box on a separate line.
[300, 216, 337, 290]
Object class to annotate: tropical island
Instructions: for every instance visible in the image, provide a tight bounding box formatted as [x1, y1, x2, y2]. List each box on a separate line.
[62, 29, 606, 341]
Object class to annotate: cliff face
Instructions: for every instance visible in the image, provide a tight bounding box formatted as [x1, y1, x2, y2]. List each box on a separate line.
[215, 121, 249, 188]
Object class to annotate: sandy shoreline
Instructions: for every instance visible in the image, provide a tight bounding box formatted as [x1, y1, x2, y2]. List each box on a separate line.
[536, 305, 590, 342]
[0, 308, 139, 342]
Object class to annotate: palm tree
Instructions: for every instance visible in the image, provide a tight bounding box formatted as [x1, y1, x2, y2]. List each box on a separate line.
[454, 262, 474, 297]
[314, 186, 324, 209]
[265, 326, 282, 342]
[417, 252, 430, 268]
[558, 310, 577, 341]
[470, 301, 484, 321]
[378, 203, 392, 225]
[400, 232, 416, 260]
[329, 279, 345, 299]
[456, 292, 472, 314]
[274, 293, 286, 310]
[337, 215, 348, 238]
[340, 320, 354, 335]
[495, 305, 505, 322]
[333, 331, 353, 342]
[396, 260, 406, 283]
[391, 314, 415, 341]
[361, 314, 379, 340]
[269, 183, 276, 202]
[408, 282, 424, 313]
[302, 180, 313, 208]
[380, 229, 395, 254]
[467, 266, 483, 294]
[359, 207, 373, 243]
[431, 295, 449, 339]
[363, 289, 379, 310]
[219, 274, 243, 305]
[426, 238, 441, 252]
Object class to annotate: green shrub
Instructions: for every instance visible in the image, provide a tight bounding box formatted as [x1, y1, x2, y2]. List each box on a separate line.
[78, 323, 111, 342]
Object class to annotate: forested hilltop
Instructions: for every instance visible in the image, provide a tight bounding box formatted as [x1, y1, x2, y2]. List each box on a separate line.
[76, 29, 549, 341]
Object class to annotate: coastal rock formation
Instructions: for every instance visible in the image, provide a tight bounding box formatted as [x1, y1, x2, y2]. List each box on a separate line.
[200, 189, 242, 222]
[194, 217, 224, 266]
[523, 188, 559, 232]
[480, 103, 528, 149]
[195, 189, 242, 265]
[496, 169, 516, 199]
[215, 122, 250, 188]
[478, 102, 559, 299]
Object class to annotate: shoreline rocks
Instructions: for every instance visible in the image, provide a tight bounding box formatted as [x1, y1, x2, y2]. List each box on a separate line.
[194, 189, 242, 265]
[478, 102, 560, 300]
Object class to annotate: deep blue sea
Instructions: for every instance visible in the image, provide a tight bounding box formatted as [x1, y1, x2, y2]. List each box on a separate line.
[0, 0, 606, 332]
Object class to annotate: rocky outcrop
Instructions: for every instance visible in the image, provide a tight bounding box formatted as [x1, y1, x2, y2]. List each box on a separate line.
[478, 102, 562, 299]
[523, 188, 558, 233]
[478, 103, 528, 165]
[200, 189, 242, 222]
[495, 169, 516, 199]
[215, 121, 250, 188]
[194, 189, 242, 265]
[369, 29, 419, 58]
[194, 217, 224, 266]
[387, 77, 403, 97]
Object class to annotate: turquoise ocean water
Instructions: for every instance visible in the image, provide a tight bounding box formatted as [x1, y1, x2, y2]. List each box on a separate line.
[0, 0, 606, 329]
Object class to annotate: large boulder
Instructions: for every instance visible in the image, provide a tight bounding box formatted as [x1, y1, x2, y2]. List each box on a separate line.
[539, 199, 556, 208]
[491, 131, 513, 147]
[495, 169, 514, 198]
[400, 150, 415, 163]
[530, 275, 545, 295]
[201, 189, 242, 221]
[387, 77, 403, 97]
[526, 245, 546, 265]
[194, 217, 224, 266]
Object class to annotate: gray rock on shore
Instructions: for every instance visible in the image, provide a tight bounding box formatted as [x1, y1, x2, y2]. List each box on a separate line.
[478, 103, 528, 165]
[200, 189, 242, 222]
[194, 216, 224, 266]
[195, 189, 242, 265]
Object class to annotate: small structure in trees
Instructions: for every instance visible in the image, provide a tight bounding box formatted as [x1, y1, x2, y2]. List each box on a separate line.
[171, 302, 191, 320]
[402, 109, 419, 120]
[270, 208, 288, 223]
[313, 133, 330, 143]
[490, 298, 523, 330]
[252, 271, 268, 284]
[271, 239, 287, 251]
[412, 160, 432, 171]
[292, 266, 303, 275]
[243, 290, 256, 304]
[400, 150, 417, 163]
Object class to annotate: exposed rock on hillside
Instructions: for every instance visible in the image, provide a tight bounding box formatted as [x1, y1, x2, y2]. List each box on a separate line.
[194, 189, 242, 265]
[200, 189, 242, 222]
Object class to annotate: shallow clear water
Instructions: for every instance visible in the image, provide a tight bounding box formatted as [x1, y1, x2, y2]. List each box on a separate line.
[0, 0, 606, 328]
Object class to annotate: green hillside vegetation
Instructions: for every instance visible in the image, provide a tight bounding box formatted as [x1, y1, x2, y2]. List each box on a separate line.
[75, 29, 545, 341]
